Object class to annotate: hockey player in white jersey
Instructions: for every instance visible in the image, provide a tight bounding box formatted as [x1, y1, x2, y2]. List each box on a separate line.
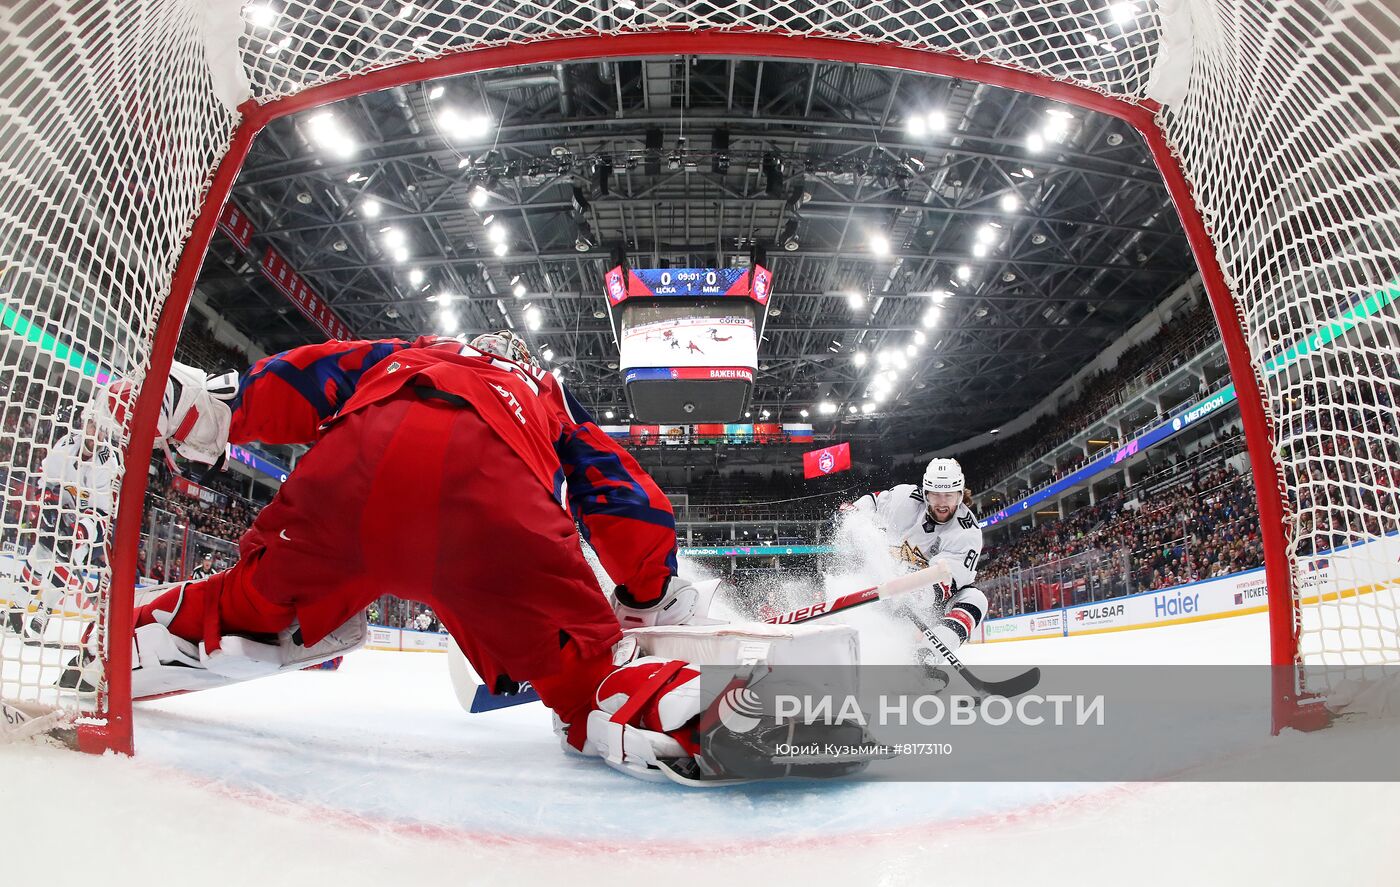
[3, 408, 119, 641]
[845, 457, 987, 658]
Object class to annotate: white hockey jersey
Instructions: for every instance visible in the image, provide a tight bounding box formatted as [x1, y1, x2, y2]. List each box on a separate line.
[851, 483, 983, 588]
[39, 432, 119, 516]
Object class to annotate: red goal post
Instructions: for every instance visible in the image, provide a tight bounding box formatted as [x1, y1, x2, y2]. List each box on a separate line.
[1, 1, 1395, 754]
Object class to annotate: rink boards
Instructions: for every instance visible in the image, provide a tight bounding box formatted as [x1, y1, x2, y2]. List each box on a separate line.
[980, 532, 1400, 644]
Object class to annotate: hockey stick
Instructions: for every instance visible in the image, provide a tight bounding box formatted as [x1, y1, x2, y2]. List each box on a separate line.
[900, 607, 1041, 698]
[759, 564, 951, 626]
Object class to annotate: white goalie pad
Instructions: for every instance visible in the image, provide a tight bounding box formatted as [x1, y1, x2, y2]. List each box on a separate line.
[622, 621, 860, 668]
[130, 612, 367, 700]
[621, 622, 861, 701]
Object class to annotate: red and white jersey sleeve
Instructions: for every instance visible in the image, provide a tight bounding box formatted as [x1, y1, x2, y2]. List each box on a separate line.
[226, 335, 679, 604]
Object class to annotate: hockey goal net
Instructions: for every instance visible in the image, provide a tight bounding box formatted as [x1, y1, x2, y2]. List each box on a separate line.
[1, 1, 1396, 751]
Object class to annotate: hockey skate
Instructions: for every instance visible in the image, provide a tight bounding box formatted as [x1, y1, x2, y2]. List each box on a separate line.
[57, 648, 100, 694]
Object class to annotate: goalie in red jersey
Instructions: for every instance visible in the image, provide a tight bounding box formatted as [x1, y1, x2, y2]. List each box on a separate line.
[105, 331, 739, 772]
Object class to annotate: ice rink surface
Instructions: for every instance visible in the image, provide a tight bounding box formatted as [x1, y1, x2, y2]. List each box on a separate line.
[7, 596, 1400, 887]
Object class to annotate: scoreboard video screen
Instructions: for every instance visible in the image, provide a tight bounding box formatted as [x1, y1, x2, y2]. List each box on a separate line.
[617, 300, 759, 373]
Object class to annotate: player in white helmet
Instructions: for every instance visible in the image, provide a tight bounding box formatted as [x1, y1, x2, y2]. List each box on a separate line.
[3, 397, 121, 641]
[843, 457, 987, 658]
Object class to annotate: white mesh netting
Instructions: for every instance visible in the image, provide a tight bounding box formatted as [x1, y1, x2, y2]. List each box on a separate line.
[0, 0, 1396, 740]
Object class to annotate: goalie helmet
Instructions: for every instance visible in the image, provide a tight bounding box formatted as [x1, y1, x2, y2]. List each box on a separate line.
[469, 330, 537, 369]
[921, 457, 965, 496]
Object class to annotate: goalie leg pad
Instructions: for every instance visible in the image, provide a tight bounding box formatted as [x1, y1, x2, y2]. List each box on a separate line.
[130, 613, 367, 700]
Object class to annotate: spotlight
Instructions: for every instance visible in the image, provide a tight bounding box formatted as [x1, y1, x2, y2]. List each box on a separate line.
[575, 220, 595, 252]
[779, 218, 800, 251]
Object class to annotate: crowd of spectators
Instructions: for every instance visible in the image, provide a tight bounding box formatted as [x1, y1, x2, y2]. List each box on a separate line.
[1281, 353, 1400, 555]
[958, 299, 1220, 491]
[980, 434, 1264, 617]
[675, 466, 894, 524]
[174, 321, 250, 376]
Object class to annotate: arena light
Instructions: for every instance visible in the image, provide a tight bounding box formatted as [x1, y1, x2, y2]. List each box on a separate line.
[1044, 108, 1074, 143]
[817, 401, 837, 415]
[976, 223, 999, 244]
[541, 347, 555, 363]
[853, 351, 867, 367]
[493, 242, 509, 256]
[439, 107, 493, 142]
[392, 246, 409, 263]
[604, 410, 615, 420]
[868, 233, 891, 257]
[1026, 131, 1045, 153]
[469, 185, 489, 208]
[487, 224, 507, 244]
[905, 114, 927, 138]
[913, 331, 927, 345]
[409, 268, 424, 286]
[972, 242, 989, 258]
[243, 3, 277, 28]
[438, 309, 458, 333]
[956, 264, 972, 281]
[428, 84, 445, 100]
[846, 291, 865, 310]
[1110, 2, 1136, 25]
[305, 112, 357, 159]
[799, 409, 810, 418]
[512, 282, 526, 298]
[524, 305, 542, 330]
[999, 193, 1022, 212]
[923, 308, 941, 328]
[360, 198, 381, 218]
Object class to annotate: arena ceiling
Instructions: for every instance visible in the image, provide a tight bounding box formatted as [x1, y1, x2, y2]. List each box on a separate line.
[193, 55, 1197, 455]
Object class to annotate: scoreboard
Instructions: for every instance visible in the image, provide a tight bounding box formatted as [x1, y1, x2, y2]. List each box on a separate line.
[605, 265, 772, 305]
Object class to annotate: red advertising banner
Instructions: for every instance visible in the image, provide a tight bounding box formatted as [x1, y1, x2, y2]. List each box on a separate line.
[802, 442, 852, 479]
[217, 202, 256, 252]
[259, 247, 354, 340]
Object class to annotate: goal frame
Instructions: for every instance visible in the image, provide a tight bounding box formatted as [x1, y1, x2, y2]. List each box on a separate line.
[95, 31, 1312, 755]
